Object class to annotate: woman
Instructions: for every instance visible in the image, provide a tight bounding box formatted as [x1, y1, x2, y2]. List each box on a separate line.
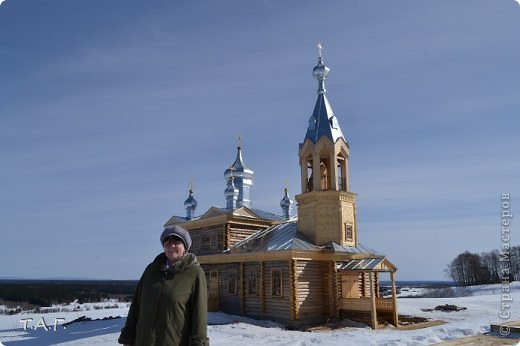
[118, 225, 209, 346]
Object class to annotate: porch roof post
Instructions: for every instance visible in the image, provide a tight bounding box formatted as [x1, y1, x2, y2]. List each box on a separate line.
[390, 271, 399, 327]
[370, 271, 377, 329]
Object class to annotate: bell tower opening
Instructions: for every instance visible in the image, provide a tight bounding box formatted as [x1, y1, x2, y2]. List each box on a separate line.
[319, 157, 330, 191]
[306, 158, 313, 192]
[337, 151, 348, 192]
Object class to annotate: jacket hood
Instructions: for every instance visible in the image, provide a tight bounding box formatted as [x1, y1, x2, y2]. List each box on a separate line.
[151, 252, 199, 273]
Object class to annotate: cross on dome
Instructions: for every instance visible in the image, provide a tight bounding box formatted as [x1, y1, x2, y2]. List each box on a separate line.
[317, 43, 323, 58]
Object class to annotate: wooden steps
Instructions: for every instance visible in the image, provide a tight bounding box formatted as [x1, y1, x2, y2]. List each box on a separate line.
[490, 320, 520, 334]
[435, 321, 520, 345]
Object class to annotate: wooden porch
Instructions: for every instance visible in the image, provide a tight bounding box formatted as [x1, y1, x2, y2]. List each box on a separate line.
[337, 270, 398, 329]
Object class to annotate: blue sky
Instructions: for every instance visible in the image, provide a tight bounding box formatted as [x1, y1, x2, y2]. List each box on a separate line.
[1, 0, 519, 281]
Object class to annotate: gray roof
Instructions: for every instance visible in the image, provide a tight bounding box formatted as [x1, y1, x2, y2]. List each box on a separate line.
[164, 215, 197, 225]
[230, 220, 383, 256]
[329, 242, 383, 256]
[337, 258, 385, 271]
[165, 206, 284, 226]
[230, 221, 317, 253]
[214, 207, 284, 222]
[249, 208, 285, 222]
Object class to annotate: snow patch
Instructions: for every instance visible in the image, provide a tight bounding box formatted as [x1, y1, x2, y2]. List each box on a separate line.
[0, 282, 518, 345]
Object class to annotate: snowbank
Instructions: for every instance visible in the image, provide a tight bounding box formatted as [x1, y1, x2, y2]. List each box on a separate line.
[0, 282, 518, 345]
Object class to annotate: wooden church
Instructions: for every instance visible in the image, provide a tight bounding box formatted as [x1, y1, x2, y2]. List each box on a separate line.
[165, 48, 398, 329]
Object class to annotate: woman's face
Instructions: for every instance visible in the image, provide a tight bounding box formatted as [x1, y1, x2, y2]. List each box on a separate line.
[163, 236, 186, 263]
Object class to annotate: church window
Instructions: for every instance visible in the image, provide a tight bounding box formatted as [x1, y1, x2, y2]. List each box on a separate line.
[344, 224, 353, 241]
[210, 234, 218, 248]
[193, 236, 201, 250]
[227, 270, 237, 295]
[271, 269, 282, 297]
[247, 269, 257, 295]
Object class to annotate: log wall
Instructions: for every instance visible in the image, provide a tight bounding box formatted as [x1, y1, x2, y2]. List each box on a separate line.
[294, 260, 326, 320]
[203, 263, 242, 314]
[189, 225, 225, 256]
[323, 261, 338, 317]
[243, 262, 262, 316]
[202, 260, 292, 322]
[262, 261, 291, 321]
[189, 223, 270, 256]
[227, 223, 265, 248]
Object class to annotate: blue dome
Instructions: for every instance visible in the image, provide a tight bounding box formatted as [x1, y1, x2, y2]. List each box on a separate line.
[184, 189, 198, 209]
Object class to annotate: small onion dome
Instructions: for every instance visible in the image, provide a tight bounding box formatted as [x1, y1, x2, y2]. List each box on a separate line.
[280, 188, 292, 208]
[225, 178, 239, 198]
[280, 188, 293, 220]
[225, 176, 239, 209]
[312, 56, 330, 81]
[224, 146, 254, 181]
[184, 189, 198, 210]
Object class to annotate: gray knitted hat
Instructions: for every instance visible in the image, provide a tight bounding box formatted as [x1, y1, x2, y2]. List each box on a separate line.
[160, 225, 192, 251]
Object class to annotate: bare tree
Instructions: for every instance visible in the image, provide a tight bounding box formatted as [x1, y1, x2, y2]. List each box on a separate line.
[446, 251, 492, 286]
[481, 250, 500, 283]
[446, 247, 520, 286]
[510, 246, 520, 282]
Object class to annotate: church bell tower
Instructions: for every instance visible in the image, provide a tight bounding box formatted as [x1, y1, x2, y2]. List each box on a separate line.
[296, 44, 358, 247]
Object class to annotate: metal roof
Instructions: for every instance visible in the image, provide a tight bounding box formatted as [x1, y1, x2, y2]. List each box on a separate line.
[230, 221, 317, 253]
[230, 220, 384, 256]
[305, 93, 345, 144]
[216, 207, 284, 221]
[164, 205, 283, 227]
[164, 215, 198, 226]
[337, 258, 385, 271]
[249, 208, 285, 222]
[330, 242, 383, 256]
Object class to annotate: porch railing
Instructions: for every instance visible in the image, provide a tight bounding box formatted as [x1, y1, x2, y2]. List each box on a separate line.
[340, 298, 371, 311]
[376, 297, 394, 311]
[340, 297, 394, 312]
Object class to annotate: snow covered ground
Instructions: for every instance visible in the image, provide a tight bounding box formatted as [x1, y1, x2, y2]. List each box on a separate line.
[0, 283, 519, 345]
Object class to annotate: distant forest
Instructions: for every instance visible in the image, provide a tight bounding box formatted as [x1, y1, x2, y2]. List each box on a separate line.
[445, 246, 520, 286]
[0, 280, 137, 309]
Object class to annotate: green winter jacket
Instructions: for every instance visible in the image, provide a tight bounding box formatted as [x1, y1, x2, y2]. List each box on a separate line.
[118, 253, 209, 346]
